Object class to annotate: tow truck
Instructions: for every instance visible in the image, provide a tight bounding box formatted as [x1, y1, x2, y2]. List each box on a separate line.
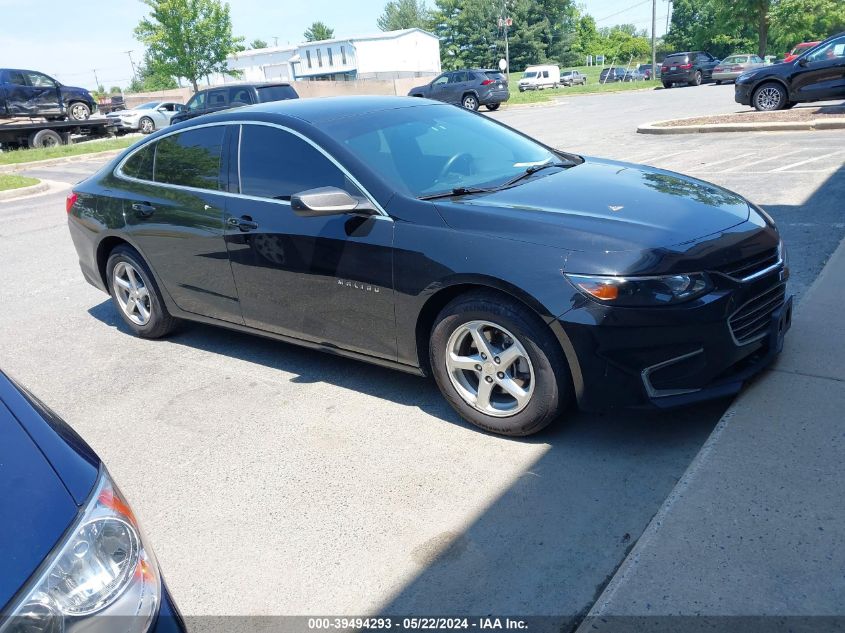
[0, 116, 118, 149]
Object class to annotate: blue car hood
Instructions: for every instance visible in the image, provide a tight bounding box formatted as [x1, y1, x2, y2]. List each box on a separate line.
[434, 158, 751, 253]
[0, 402, 79, 611]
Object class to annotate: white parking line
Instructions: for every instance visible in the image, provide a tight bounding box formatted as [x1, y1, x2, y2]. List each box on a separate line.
[716, 148, 808, 172]
[770, 150, 845, 172]
[643, 149, 697, 164]
[692, 152, 756, 169]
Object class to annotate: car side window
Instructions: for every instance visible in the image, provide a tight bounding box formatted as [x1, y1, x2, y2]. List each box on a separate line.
[448, 72, 466, 84]
[208, 89, 228, 108]
[542, 70, 549, 78]
[122, 144, 155, 181]
[806, 37, 845, 62]
[432, 74, 449, 86]
[229, 87, 253, 105]
[238, 124, 359, 201]
[5, 71, 26, 86]
[186, 92, 206, 111]
[25, 72, 56, 88]
[154, 126, 225, 190]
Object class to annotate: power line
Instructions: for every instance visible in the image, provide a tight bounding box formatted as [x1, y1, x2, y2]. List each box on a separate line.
[595, 0, 653, 23]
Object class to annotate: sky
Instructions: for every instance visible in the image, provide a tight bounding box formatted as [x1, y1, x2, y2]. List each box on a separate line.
[0, 0, 671, 89]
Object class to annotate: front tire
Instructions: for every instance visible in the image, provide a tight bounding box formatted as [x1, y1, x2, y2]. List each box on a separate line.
[462, 94, 479, 111]
[106, 245, 177, 338]
[67, 102, 91, 121]
[429, 292, 572, 436]
[139, 116, 155, 134]
[753, 82, 787, 111]
[486, 103, 500, 111]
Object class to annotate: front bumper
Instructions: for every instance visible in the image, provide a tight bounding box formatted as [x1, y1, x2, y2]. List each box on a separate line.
[150, 581, 187, 633]
[556, 267, 792, 411]
[712, 71, 741, 81]
[106, 117, 140, 130]
[735, 82, 754, 105]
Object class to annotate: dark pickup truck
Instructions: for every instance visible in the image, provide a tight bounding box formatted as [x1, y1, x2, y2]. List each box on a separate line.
[0, 68, 97, 121]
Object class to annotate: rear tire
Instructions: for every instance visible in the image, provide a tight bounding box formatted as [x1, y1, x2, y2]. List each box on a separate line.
[715, 80, 722, 85]
[429, 291, 572, 436]
[662, 81, 672, 89]
[27, 129, 62, 149]
[689, 70, 703, 86]
[106, 245, 178, 339]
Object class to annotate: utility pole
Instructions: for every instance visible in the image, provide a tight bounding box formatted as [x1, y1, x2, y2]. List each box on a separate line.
[273, 36, 279, 47]
[666, 0, 672, 35]
[92, 69, 100, 89]
[651, 0, 657, 80]
[124, 50, 138, 84]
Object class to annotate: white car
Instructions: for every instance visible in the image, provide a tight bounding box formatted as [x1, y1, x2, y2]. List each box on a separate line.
[106, 101, 185, 134]
[518, 65, 561, 91]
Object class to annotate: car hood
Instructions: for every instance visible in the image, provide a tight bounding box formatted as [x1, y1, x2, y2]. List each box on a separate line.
[0, 403, 79, 610]
[434, 157, 750, 253]
[61, 85, 91, 95]
[108, 108, 145, 116]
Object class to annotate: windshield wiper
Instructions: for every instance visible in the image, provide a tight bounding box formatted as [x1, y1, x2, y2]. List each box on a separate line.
[418, 186, 492, 201]
[493, 161, 572, 191]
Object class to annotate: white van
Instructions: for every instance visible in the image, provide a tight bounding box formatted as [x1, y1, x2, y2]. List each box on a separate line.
[518, 65, 561, 91]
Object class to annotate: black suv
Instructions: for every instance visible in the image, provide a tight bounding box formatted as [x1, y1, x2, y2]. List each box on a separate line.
[735, 31, 845, 111]
[408, 69, 509, 111]
[170, 82, 298, 125]
[0, 68, 96, 120]
[660, 52, 720, 87]
[599, 67, 626, 83]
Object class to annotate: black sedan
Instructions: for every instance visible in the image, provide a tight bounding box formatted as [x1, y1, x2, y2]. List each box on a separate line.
[735, 31, 845, 110]
[67, 96, 791, 436]
[0, 370, 184, 632]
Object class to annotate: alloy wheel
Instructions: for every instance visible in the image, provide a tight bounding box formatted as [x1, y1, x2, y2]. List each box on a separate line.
[463, 96, 478, 110]
[140, 118, 154, 134]
[112, 261, 152, 326]
[755, 86, 782, 111]
[445, 320, 535, 417]
[70, 104, 89, 120]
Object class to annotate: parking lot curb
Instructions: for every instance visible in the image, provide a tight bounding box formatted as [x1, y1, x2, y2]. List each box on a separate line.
[0, 179, 48, 200]
[0, 149, 125, 174]
[638, 117, 845, 134]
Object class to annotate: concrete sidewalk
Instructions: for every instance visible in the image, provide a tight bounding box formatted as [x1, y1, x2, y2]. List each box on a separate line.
[578, 237, 845, 632]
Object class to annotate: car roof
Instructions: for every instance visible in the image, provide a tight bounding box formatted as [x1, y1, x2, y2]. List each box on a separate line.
[193, 95, 437, 126]
[199, 82, 292, 92]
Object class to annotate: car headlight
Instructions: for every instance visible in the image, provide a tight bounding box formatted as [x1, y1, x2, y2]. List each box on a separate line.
[0, 470, 160, 633]
[565, 272, 713, 306]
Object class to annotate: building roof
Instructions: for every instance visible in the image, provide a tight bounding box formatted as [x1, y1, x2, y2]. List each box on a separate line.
[230, 28, 437, 59]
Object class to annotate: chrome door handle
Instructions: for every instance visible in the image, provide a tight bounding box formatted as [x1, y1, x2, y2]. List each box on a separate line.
[227, 216, 259, 232]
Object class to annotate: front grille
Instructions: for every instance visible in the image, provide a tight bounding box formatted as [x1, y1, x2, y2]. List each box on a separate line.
[729, 283, 786, 345]
[719, 247, 779, 280]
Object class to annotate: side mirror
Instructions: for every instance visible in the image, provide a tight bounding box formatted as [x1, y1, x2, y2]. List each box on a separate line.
[798, 57, 809, 67]
[291, 186, 372, 217]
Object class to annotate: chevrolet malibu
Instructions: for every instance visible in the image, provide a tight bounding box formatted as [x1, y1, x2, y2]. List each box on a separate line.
[67, 97, 792, 436]
[0, 370, 184, 632]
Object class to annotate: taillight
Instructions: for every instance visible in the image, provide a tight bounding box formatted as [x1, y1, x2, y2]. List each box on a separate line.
[679, 63, 692, 70]
[481, 79, 494, 85]
[66, 191, 78, 214]
[660, 66, 668, 71]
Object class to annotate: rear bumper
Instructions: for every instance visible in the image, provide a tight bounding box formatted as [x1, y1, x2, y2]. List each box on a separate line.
[479, 89, 510, 104]
[554, 269, 792, 411]
[662, 71, 695, 83]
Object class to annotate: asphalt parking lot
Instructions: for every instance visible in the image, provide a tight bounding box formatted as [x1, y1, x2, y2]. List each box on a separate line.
[1, 83, 843, 624]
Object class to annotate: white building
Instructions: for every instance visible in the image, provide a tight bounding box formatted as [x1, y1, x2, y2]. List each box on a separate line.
[221, 28, 441, 83]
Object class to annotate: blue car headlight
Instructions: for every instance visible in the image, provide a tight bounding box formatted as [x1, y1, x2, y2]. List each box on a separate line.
[565, 272, 713, 306]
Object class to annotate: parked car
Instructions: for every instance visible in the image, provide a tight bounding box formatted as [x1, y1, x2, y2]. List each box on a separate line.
[712, 54, 766, 83]
[67, 96, 791, 437]
[169, 82, 298, 125]
[660, 51, 720, 87]
[783, 41, 821, 63]
[0, 68, 96, 121]
[518, 65, 561, 91]
[624, 68, 647, 81]
[735, 31, 845, 110]
[107, 101, 186, 134]
[0, 369, 185, 632]
[560, 70, 587, 86]
[637, 63, 659, 80]
[98, 93, 126, 114]
[409, 69, 509, 111]
[599, 67, 626, 83]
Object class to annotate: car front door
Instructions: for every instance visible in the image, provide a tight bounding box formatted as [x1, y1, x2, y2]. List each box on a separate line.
[183, 91, 207, 121]
[223, 123, 396, 359]
[429, 73, 450, 102]
[792, 36, 845, 101]
[117, 125, 242, 323]
[23, 71, 61, 115]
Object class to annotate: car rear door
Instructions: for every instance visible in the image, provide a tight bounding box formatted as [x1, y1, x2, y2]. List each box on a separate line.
[0, 70, 32, 116]
[222, 123, 396, 359]
[117, 125, 242, 323]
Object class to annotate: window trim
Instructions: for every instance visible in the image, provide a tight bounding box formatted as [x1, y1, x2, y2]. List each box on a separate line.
[113, 120, 390, 220]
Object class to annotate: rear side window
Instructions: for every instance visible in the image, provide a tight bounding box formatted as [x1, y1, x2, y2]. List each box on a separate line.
[207, 89, 228, 108]
[239, 125, 353, 201]
[255, 85, 298, 102]
[154, 126, 225, 190]
[5, 71, 26, 86]
[122, 144, 155, 181]
[229, 87, 254, 105]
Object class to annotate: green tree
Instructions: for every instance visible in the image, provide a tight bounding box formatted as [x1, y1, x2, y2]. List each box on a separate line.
[378, 0, 432, 31]
[769, 0, 845, 53]
[248, 38, 269, 49]
[432, 0, 499, 69]
[127, 57, 179, 93]
[304, 21, 335, 41]
[712, 0, 772, 57]
[134, 0, 244, 92]
[109, 86, 122, 94]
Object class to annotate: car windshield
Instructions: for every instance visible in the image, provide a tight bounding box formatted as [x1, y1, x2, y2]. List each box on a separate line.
[522, 71, 537, 78]
[664, 55, 688, 64]
[135, 102, 160, 110]
[326, 104, 563, 198]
